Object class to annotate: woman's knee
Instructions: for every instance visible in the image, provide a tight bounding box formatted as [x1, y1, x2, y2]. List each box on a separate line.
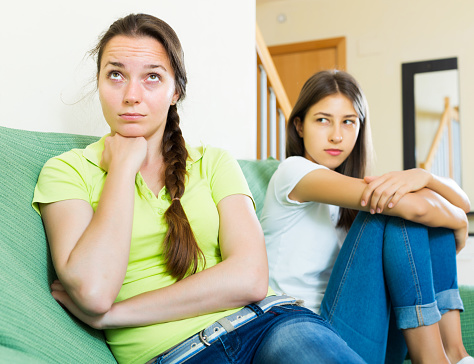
[253, 309, 363, 363]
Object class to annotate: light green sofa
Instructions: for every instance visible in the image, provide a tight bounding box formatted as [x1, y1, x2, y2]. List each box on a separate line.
[0, 126, 472, 363]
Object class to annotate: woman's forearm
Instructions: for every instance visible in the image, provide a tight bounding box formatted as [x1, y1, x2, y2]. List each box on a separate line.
[389, 188, 468, 231]
[99, 252, 268, 329]
[426, 174, 471, 213]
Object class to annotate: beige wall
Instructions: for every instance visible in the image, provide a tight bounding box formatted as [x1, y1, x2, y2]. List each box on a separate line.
[0, 0, 256, 159]
[257, 0, 474, 204]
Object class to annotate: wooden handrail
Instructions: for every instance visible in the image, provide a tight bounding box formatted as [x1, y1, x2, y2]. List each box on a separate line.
[256, 23, 292, 121]
[420, 97, 458, 174]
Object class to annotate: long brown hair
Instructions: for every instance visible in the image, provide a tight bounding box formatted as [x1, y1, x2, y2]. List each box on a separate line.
[91, 13, 204, 280]
[286, 70, 374, 230]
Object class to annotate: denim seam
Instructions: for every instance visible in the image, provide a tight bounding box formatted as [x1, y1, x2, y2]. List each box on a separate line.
[400, 219, 424, 326]
[416, 305, 424, 326]
[326, 214, 370, 324]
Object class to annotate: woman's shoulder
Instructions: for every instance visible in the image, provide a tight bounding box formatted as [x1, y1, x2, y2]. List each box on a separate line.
[187, 144, 236, 168]
[42, 148, 88, 170]
[276, 156, 328, 176]
[40, 137, 107, 182]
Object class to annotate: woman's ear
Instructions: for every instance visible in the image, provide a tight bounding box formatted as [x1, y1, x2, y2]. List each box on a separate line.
[171, 89, 179, 105]
[294, 117, 304, 138]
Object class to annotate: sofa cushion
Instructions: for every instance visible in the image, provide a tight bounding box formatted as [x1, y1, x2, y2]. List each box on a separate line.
[461, 285, 474, 353]
[237, 158, 280, 218]
[0, 126, 116, 363]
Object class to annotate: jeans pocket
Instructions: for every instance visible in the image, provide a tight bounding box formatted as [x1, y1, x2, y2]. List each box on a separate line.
[267, 305, 341, 337]
[268, 304, 322, 319]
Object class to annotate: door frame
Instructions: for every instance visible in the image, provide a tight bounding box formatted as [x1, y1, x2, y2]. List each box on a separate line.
[268, 36, 346, 71]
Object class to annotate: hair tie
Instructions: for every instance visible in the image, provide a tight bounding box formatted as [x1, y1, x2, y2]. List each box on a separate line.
[172, 197, 180, 202]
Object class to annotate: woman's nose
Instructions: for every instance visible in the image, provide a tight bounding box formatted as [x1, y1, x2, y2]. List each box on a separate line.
[329, 128, 343, 143]
[123, 81, 142, 104]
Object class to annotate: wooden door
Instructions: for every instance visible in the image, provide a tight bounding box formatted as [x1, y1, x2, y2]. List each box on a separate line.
[256, 36, 346, 159]
[269, 37, 346, 107]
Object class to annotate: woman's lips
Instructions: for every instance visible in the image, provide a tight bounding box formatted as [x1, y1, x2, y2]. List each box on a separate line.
[325, 149, 342, 156]
[120, 113, 144, 121]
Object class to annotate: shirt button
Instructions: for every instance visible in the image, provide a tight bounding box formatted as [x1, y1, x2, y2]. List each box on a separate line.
[161, 194, 167, 201]
[157, 208, 164, 215]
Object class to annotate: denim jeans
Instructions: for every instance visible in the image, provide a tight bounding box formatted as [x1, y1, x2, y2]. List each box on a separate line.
[156, 304, 365, 364]
[320, 212, 464, 364]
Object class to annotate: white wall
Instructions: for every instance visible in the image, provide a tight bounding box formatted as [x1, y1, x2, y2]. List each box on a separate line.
[0, 0, 257, 159]
[257, 0, 474, 202]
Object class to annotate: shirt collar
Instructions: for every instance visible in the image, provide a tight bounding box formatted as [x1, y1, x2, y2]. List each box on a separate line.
[82, 134, 203, 170]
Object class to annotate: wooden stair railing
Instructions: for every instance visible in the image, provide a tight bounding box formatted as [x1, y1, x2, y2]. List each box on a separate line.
[256, 23, 292, 160]
[420, 97, 461, 183]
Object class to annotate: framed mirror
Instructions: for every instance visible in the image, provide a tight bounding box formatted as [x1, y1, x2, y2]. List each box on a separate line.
[402, 57, 461, 185]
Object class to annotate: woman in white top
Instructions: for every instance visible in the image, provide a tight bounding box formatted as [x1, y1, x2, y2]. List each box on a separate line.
[261, 70, 472, 364]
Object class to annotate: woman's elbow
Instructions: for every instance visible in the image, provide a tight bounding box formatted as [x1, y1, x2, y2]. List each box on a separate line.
[248, 281, 268, 303]
[244, 266, 269, 303]
[63, 275, 115, 315]
[76, 289, 114, 316]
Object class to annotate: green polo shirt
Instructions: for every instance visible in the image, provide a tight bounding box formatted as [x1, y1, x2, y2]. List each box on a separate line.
[32, 136, 261, 364]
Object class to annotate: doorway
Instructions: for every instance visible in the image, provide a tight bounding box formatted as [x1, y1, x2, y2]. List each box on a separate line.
[256, 37, 346, 159]
[269, 37, 346, 106]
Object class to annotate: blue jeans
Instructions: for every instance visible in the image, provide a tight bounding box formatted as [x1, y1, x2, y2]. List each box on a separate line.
[157, 304, 365, 363]
[320, 212, 464, 364]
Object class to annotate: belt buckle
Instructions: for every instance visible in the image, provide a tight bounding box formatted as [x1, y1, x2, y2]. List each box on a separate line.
[199, 329, 211, 347]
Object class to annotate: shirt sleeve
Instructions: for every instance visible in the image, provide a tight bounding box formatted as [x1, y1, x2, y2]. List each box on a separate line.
[203, 147, 254, 207]
[32, 150, 90, 215]
[273, 157, 328, 206]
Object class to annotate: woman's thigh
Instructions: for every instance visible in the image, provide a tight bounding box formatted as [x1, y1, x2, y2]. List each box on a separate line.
[186, 305, 365, 364]
[252, 306, 365, 364]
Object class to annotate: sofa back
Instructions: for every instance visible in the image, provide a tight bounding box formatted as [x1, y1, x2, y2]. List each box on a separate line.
[0, 126, 279, 362]
[237, 159, 280, 217]
[0, 127, 116, 363]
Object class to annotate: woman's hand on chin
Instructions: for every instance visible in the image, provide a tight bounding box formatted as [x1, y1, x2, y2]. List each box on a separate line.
[100, 133, 147, 174]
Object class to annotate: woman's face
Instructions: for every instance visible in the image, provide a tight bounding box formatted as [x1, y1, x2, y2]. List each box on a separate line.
[98, 35, 179, 139]
[295, 93, 360, 170]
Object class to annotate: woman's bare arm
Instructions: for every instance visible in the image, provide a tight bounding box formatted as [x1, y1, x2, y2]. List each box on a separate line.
[291, 168, 468, 239]
[50, 194, 269, 329]
[41, 135, 147, 315]
[361, 168, 470, 214]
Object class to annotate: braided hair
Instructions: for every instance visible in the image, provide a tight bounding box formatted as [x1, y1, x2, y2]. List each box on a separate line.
[161, 104, 205, 280]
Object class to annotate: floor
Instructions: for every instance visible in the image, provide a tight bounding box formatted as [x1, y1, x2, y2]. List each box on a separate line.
[457, 236, 474, 286]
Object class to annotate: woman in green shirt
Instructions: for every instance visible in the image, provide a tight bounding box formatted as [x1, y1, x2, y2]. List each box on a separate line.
[33, 13, 365, 364]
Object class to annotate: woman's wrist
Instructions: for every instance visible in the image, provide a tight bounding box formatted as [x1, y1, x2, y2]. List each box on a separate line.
[425, 171, 438, 192]
[97, 302, 120, 330]
[99, 299, 142, 329]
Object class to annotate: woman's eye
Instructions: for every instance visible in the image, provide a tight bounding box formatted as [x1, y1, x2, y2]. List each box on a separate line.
[317, 118, 329, 123]
[343, 119, 357, 125]
[147, 74, 161, 82]
[108, 71, 122, 81]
